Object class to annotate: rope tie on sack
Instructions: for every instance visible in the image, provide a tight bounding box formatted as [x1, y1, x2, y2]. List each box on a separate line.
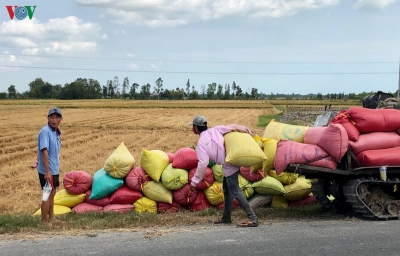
[65, 178, 74, 187]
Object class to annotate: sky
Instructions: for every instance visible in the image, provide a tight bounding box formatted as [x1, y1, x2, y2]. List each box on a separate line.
[1, 0, 400, 95]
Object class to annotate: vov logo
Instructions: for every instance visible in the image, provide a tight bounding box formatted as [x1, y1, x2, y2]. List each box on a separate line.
[6, 6, 37, 20]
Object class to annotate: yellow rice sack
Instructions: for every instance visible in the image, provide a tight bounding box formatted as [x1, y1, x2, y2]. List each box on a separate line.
[298, 175, 314, 185]
[205, 182, 224, 205]
[33, 205, 71, 216]
[133, 196, 157, 214]
[263, 119, 310, 143]
[271, 195, 289, 208]
[283, 179, 312, 200]
[224, 132, 267, 167]
[250, 161, 264, 173]
[54, 189, 85, 208]
[104, 142, 136, 179]
[262, 138, 278, 172]
[211, 164, 224, 183]
[253, 134, 264, 149]
[140, 149, 170, 182]
[142, 181, 173, 203]
[161, 163, 188, 190]
[252, 176, 285, 195]
[238, 174, 254, 199]
[268, 170, 298, 185]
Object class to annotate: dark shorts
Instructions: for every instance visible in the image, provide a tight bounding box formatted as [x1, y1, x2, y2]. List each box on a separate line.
[38, 173, 59, 190]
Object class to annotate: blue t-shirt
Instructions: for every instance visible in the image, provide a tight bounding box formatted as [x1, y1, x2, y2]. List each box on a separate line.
[37, 124, 61, 175]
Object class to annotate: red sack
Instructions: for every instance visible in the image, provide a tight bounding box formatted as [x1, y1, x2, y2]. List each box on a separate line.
[331, 110, 359, 142]
[157, 201, 181, 213]
[348, 107, 400, 133]
[166, 152, 175, 163]
[173, 184, 198, 206]
[189, 191, 211, 212]
[63, 170, 92, 195]
[103, 204, 134, 214]
[85, 189, 110, 207]
[303, 123, 348, 162]
[172, 147, 198, 170]
[239, 167, 266, 182]
[274, 140, 337, 175]
[188, 167, 214, 190]
[289, 194, 318, 207]
[109, 184, 142, 204]
[349, 132, 400, 156]
[216, 198, 240, 210]
[357, 146, 400, 166]
[125, 166, 152, 191]
[72, 202, 103, 214]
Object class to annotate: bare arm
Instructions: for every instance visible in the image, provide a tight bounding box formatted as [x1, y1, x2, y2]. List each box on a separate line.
[221, 124, 253, 136]
[41, 148, 51, 181]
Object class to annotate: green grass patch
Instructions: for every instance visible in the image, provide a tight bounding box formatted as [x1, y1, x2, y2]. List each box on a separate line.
[257, 114, 282, 127]
[0, 214, 41, 234]
[0, 204, 326, 234]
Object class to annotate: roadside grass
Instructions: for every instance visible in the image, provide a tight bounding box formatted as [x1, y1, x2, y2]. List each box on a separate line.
[0, 204, 324, 234]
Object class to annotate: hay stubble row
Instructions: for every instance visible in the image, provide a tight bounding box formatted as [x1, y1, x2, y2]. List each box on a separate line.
[0, 103, 272, 213]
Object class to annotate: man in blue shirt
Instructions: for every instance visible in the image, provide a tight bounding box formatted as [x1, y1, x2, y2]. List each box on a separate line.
[37, 107, 63, 226]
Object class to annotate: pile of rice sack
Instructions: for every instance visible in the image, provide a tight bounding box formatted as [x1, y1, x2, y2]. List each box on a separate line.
[41, 109, 400, 216]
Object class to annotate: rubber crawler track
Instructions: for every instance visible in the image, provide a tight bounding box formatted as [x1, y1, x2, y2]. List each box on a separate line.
[343, 178, 400, 220]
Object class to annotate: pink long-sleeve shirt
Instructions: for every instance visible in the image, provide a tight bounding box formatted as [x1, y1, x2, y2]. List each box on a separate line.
[190, 124, 252, 187]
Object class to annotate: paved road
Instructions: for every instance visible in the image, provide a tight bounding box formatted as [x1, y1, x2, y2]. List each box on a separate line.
[1, 218, 400, 256]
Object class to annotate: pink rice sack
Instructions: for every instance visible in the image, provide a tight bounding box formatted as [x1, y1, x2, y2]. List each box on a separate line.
[125, 166, 152, 192]
[188, 191, 212, 212]
[349, 131, 400, 156]
[84, 190, 110, 207]
[331, 110, 359, 142]
[103, 204, 134, 214]
[303, 123, 348, 162]
[348, 107, 400, 133]
[356, 146, 400, 166]
[274, 140, 337, 175]
[109, 184, 142, 204]
[157, 201, 181, 213]
[63, 170, 92, 195]
[72, 202, 103, 214]
[188, 167, 214, 190]
[172, 147, 198, 170]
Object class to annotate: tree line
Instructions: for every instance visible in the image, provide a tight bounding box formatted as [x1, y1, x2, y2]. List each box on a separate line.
[1, 76, 393, 101]
[2, 76, 261, 100]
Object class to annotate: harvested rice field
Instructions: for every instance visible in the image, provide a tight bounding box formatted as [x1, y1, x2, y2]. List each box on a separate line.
[0, 100, 277, 214]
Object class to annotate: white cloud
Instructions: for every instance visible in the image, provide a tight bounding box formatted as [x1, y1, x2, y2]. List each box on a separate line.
[100, 33, 108, 40]
[0, 17, 102, 54]
[129, 63, 138, 69]
[127, 53, 135, 58]
[353, 0, 396, 11]
[76, 0, 340, 27]
[150, 61, 163, 69]
[0, 50, 29, 72]
[113, 29, 127, 35]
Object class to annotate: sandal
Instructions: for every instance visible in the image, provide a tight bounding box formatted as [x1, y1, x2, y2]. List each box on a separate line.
[209, 219, 232, 224]
[237, 221, 258, 227]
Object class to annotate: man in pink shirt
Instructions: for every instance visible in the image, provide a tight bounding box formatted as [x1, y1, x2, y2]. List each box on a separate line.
[189, 115, 258, 227]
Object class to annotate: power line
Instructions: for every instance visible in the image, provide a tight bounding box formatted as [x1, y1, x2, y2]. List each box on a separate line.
[0, 64, 397, 75]
[0, 53, 397, 64]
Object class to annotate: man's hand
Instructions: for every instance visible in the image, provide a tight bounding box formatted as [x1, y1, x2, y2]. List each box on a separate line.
[44, 171, 51, 182]
[189, 185, 196, 192]
[245, 128, 253, 137]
